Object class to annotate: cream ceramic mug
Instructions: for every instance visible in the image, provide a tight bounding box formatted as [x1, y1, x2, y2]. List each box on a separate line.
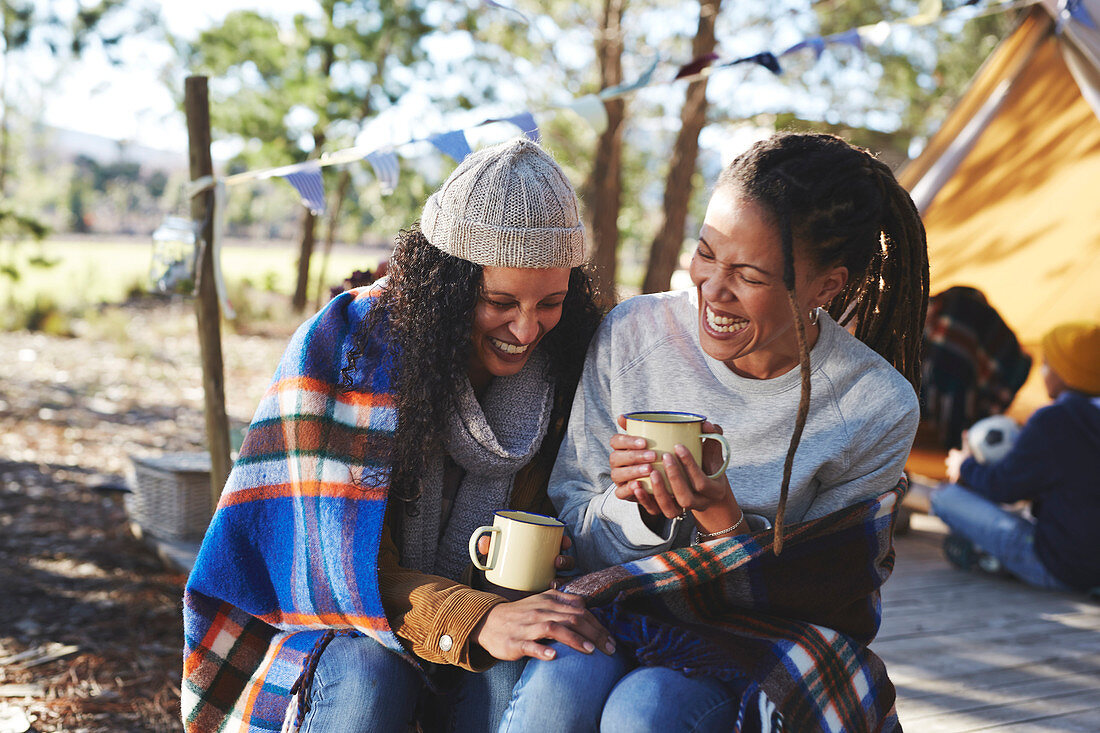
[468, 510, 565, 592]
[623, 411, 731, 493]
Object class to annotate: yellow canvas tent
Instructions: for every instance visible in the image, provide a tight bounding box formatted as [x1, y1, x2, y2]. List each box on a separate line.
[900, 0, 1100, 357]
[899, 0, 1100, 484]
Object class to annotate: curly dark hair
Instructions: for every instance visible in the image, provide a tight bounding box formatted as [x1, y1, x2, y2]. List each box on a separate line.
[718, 132, 929, 551]
[344, 223, 602, 509]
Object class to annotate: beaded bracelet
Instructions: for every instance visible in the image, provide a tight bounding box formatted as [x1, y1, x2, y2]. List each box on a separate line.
[694, 512, 745, 542]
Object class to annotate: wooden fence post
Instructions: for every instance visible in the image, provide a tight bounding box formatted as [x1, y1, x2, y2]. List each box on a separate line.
[184, 75, 232, 510]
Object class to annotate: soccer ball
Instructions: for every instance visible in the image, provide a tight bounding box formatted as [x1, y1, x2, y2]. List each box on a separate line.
[966, 415, 1020, 465]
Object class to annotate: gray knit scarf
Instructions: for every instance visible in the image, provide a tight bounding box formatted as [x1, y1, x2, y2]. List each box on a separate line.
[400, 349, 554, 581]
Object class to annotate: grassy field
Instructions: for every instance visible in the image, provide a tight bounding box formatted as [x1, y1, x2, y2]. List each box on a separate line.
[2, 237, 387, 312]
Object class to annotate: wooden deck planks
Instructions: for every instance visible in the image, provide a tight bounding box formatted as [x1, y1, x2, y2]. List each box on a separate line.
[879, 514, 1100, 731]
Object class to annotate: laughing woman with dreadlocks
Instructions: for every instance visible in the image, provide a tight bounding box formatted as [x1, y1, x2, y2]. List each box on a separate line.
[498, 132, 929, 732]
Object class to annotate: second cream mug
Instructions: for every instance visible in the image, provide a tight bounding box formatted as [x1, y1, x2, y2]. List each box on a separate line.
[468, 510, 565, 592]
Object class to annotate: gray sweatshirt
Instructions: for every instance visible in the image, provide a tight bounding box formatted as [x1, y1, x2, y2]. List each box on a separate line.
[549, 289, 919, 572]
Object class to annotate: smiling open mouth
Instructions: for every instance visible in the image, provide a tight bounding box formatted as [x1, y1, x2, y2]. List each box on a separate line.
[490, 337, 530, 355]
[705, 305, 748, 334]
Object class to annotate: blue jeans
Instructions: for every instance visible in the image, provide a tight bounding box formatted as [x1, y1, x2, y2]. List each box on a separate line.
[498, 642, 743, 733]
[930, 484, 1070, 591]
[302, 635, 526, 733]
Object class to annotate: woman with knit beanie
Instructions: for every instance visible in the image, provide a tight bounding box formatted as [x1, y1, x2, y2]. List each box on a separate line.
[933, 321, 1100, 594]
[500, 132, 928, 732]
[181, 138, 611, 733]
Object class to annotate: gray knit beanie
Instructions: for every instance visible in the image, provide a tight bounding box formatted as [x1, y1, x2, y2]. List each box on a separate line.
[421, 137, 586, 268]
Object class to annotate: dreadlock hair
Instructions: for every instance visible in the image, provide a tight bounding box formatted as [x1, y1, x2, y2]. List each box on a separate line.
[343, 223, 602, 512]
[716, 132, 929, 552]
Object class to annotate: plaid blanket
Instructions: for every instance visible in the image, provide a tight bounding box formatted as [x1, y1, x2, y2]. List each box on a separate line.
[181, 287, 409, 733]
[564, 480, 907, 733]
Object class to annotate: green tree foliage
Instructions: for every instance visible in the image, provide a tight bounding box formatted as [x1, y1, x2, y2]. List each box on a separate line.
[1, 0, 159, 294]
[806, 0, 1018, 148]
[1, 0, 158, 194]
[185, 1, 475, 309]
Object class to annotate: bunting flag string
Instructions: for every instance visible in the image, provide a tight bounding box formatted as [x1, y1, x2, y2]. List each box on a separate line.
[193, 0, 1035, 221]
[181, 0, 1042, 320]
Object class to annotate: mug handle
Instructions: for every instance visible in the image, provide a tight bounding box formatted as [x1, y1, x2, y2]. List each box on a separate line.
[701, 433, 731, 479]
[468, 526, 501, 571]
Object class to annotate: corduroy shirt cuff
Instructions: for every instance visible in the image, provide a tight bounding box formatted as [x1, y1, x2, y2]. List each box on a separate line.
[427, 588, 507, 671]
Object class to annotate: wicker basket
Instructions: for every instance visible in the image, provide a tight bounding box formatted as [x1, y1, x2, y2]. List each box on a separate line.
[126, 452, 214, 540]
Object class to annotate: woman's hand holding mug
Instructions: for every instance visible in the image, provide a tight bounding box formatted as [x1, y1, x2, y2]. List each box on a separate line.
[469, 512, 613, 662]
[611, 414, 731, 515]
[475, 532, 576, 595]
[611, 413, 744, 536]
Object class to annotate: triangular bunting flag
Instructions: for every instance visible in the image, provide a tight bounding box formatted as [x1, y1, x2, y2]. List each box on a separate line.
[428, 130, 473, 164]
[726, 51, 782, 75]
[781, 37, 826, 59]
[599, 56, 660, 99]
[905, 0, 943, 26]
[1061, 0, 1098, 31]
[501, 111, 540, 142]
[675, 53, 719, 79]
[565, 95, 609, 134]
[282, 164, 326, 215]
[825, 28, 863, 51]
[366, 150, 400, 195]
[483, 0, 530, 25]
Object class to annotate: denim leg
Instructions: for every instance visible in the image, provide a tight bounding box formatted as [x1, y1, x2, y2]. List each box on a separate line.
[931, 484, 1070, 591]
[301, 635, 422, 733]
[600, 667, 741, 733]
[450, 658, 527, 732]
[497, 642, 630, 733]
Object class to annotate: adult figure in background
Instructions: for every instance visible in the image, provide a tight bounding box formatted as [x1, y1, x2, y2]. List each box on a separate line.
[500, 132, 929, 732]
[182, 138, 610, 733]
[934, 321, 1100, 594]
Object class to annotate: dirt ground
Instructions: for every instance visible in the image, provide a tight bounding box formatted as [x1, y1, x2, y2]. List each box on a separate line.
[0, 297, 296, 732]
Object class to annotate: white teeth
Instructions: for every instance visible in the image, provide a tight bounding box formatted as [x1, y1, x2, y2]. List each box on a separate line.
[491, 337, 529, 355]
[705, 306, 748, 333]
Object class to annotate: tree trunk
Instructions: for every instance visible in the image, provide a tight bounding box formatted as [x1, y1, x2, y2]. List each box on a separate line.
[292, 207, 317, 312]
[292, 31, 335, 313]
[313, 169, 352, 312]
[583, 0, 627, 306]
[641, 0, 722, 294]
[0, 15, 12, 197]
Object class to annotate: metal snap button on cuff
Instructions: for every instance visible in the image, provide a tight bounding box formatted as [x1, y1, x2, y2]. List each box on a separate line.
[438, 634, 453, 652]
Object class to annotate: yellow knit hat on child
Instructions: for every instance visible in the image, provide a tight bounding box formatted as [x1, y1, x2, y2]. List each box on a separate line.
[1041, 322, 1100, 396]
